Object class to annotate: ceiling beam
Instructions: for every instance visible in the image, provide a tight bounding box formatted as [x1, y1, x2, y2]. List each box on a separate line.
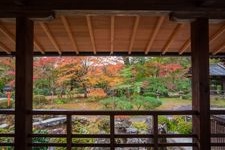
[1, 0, 225, 12]
[0, 22, 45, 54]
[34, 39, 45, 54]
[179, 39, 191, 55]
[128, 16, 140, 54]
[212, 42, 225, 55]
[86, 16, 96, 54]
[39, 22, 61, 55]
[179, 23, 225, 55]
[209, 23, 225, 43]
[162, 24, 183, 55]
[145, 16, 165, 54]
[110, 16, 115, 55]
[0, 41, 11, 54]
[61, 16, 79, 54]
[170, 10, 225, 21]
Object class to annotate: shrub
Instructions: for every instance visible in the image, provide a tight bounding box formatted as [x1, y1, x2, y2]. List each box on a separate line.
[33, 95, 48, 106]
[141, 96, 162, 110]
[0, 99, 14, 109]
[32, 129, 49, 150]
[132, 122, 148, 132]
[158, 116, 192, 134]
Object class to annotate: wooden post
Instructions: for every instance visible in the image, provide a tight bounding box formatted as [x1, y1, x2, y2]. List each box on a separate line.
[15, 17, 34, 150]
[191, 18, 210, 150]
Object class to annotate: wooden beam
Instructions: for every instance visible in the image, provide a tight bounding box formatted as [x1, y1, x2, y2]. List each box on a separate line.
[110, 16, 115, 55]
[1, 0, 225, 13]
[191, 18, 210, 150]
[15, 17, 33, 150]
[180, 23, 225, 55]
[212, 42, 225, 55]
[145, 16, 165, 54]
[0, 23, 15, 44]
[61, 16, 79, 54]
[34, 39, 45, 54]
[39, 22, 61, 55]
[0, 22, 45, 54]
[0, 10, 55, 19]
[86, 16, 96, 54]
[162, 24, 183, 55]
[0, 42, 11, 54]
[179, 38, 191, 55]
[128, 16, 140, 54]
[210, 23, 225, 43]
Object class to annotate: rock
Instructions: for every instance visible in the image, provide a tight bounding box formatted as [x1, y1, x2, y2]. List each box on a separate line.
[33, 116, 66, 127]
[126, 127, 138, 134]
[0, 123, 9, 129]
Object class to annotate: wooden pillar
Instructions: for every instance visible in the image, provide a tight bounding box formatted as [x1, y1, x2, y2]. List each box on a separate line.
[15, 17, 33, 150]
[191, 18, 210, 150]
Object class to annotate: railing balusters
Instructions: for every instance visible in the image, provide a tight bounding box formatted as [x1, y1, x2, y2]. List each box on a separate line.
[110, 114, 115, 150]
[1, 109, 225, 149]
[153, 114, 158, 150]
[67, 114, 72, 150]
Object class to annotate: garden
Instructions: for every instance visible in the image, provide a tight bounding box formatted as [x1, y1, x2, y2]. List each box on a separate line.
[0, 56, 224, 150]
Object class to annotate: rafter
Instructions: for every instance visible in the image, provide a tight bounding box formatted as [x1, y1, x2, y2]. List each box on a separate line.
[212, 42, 225, 55]
[61, 16, 79, 54]
[110, 16, 115, 55]
[145, 16, 165, 54]
[34, 39, 45, 54]
[162, 24, 183, 55]
[0, 22, 45, 54]
[128, 16, 140, 54]
[209, 23, 225, 43]
[0, 41, 11, 54]
[39, 22, 61, 55]
[179, 23, 225, 55]
[179, 39, 190, 55]
[86, 16, 96, 54]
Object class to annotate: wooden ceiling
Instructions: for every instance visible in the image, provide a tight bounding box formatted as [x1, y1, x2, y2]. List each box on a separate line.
[0, 0, 225, 56]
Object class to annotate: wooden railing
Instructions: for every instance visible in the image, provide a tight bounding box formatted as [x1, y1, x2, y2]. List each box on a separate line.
[0, 109, 224, 149]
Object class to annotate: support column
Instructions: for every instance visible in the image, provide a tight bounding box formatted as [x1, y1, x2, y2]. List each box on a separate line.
[15, 17, 34, 150]
[191, 18, 210, 150]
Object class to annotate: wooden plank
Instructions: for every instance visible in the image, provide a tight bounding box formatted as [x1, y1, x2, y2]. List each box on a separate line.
[128, 16, 140, 54]
[191, 18, 210, 150]
[15, 17, 33, 150]
[0, 22, 44, 54]
[180, 23, 225, 55]
[209, 23, 225, 43]
[34, 39, 45, 54]
[86, 16, 96, 54]
[110, 16, 115, 55]
[213, 42, 225, 55]
[61, 16, 79, 54]
[145, 16, 165, 54]
[179, 38, 191, 55]
[39, 22, 62, 55]
[162, 23, 183, 54]
[0, 41, 11, 54]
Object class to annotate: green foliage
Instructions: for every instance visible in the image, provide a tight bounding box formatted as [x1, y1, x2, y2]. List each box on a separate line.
[32, 129, 49, 150]
[158, 116, 192, 134]
[0, 99, 14, 109]
[132, 95, 162, 110]
[144, 78, 168, 97]
[101, 95, 161, 110]
[33, 95, 48, 106]
[100, 97, 133, 110]
[132, 122, 148, 132]
[0, 128, 14, 150]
